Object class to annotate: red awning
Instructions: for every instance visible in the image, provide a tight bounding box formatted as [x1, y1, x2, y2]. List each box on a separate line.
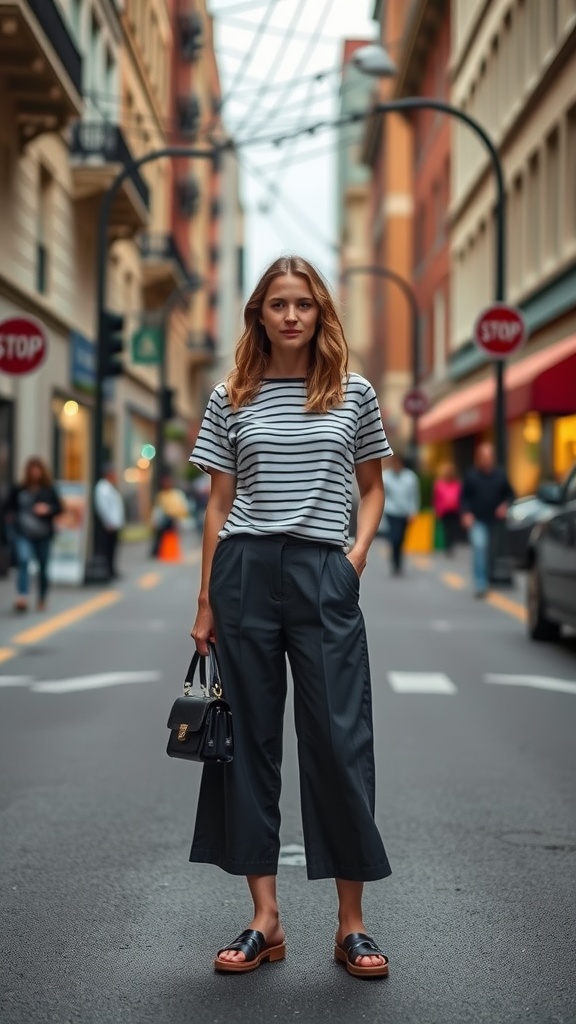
[418, 335, 576, 443]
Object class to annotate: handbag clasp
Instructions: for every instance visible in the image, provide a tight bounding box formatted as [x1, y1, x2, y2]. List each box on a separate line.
[177, 724, 189, 742]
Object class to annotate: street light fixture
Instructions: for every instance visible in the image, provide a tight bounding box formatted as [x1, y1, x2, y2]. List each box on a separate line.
[351, 44, 398, 79]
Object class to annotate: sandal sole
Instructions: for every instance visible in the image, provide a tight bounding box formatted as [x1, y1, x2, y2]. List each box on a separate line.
[334, 944, 389, 978]
[214, 943, 286, 973]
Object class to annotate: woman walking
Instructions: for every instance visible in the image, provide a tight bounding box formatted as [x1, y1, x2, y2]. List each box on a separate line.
[4, 457, 62, 612]
[433, 462, 462, 555]
[190, 256, 392, 978]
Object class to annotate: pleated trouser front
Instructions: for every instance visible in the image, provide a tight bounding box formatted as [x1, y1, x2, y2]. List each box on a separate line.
[189, 534, 392, 882]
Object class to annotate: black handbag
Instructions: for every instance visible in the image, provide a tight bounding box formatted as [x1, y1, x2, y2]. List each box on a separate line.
[166, 643, 234, 763]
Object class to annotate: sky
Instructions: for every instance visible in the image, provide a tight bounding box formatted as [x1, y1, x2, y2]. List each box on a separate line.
[207, 0, 377, 294]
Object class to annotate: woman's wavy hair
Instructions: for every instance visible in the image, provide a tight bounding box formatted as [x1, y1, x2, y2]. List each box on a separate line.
[226, 255, 348, 413]
[22, 456, 52, 489]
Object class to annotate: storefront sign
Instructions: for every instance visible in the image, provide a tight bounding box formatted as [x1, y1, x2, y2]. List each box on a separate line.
[47, 481, 89, 585]
[473, 304, 526, 359]
[403, 388, 430, 417]
[132, 325, 163, 365]
[70, 330, 96, 392]
[0, 316, 48, 374]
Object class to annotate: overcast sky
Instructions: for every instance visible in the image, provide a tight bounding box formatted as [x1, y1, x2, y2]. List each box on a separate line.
[207, 0, 376, 294]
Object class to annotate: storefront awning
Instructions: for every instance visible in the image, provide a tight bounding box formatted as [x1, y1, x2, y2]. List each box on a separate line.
[418, 334, 576, 443]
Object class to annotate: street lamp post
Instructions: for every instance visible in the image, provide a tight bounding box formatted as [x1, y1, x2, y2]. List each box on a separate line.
[341, 264, 420, 467]
[86, 144, 221, 582]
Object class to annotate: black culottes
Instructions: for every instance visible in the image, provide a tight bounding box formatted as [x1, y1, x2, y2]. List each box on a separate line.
[190, 534, 391, 882]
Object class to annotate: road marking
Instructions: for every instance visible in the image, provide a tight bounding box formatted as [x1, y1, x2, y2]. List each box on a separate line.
[137, 572, 161, 590]
[0, 676, 32, 687]
[32, 670, 162, 694]
[430, 619, 453, 632]
[442, 572, 466, 590]
[485, 674, 576, 696]
[278, 844, 306, 867]
[485, 591, 527, 622]
[388, 671, 457, 694]
[10, 590, 122, 646]
[0, 647, 16, 665]
[411, 556, 432, 571]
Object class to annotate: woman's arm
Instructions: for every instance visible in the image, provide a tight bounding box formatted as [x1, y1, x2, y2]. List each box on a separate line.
[191, 469, 236, 654]
[348, 458, 385, 576]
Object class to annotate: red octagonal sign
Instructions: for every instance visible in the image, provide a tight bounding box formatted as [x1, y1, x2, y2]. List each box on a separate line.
[473, 303, 526, 360]
[0, 317, 48, 375]
[403, 388, 430, 417]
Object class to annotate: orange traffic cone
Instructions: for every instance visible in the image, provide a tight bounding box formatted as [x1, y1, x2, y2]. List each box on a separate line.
[158, 528, 183, 563]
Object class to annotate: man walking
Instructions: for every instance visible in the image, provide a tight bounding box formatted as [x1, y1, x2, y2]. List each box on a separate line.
[382, 454, 420, 575]
[461, 443, 515, 597]
[94, 465, 125, 580]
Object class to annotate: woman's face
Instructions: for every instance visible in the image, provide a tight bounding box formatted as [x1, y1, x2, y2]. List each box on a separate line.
[28, 463, 43, 485]
[259, 274, 319, 355]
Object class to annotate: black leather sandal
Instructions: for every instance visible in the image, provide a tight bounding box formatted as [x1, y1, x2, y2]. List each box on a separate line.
[334, 932, 389, 978]
[214, 929, 286, 973]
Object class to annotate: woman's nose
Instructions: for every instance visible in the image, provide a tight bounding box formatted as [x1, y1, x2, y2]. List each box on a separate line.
[285, 307, 298, 322]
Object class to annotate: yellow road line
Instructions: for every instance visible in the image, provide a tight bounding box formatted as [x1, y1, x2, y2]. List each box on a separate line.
[442, 572, 466, 590]
[137, 572, 161, 590]
[486, 591, 527, 622]
[11, 590, 122, 646]
[411, 555, 433, 571]
[0, 648, 16, 664]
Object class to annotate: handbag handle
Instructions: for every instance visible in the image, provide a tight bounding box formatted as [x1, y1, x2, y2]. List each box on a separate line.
[184, 642, 223, 699]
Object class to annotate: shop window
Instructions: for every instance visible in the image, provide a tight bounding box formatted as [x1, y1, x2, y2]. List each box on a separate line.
[52, 397, 89, 481]
[554, 415, 576, 479]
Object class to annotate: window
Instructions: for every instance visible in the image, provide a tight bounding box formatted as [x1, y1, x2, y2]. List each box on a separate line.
[433, 288, 446, 379]
[36, 166, 52, 294]
[509, 173, 524, 291]
[528, 0, 541, 70]
[545, 128, 560, 260]
[567, 105, 576, 243]
[545, 0, 560, 49]
[526, 151, 540, 275]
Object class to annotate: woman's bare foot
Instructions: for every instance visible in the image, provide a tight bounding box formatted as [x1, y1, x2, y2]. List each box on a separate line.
[336, 922, 387, 969]
[216, 912, 285, 965]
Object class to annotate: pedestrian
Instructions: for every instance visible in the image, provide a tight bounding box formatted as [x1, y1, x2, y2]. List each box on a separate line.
[190, 255, 392, 978]
[94, 465, 125, 579]
[3, 456, 62, 612]
[150, 474, 189, 557]
[382, 453, 420, 575]
[461, 442, 515, 597]
[433, 462, 462, 555]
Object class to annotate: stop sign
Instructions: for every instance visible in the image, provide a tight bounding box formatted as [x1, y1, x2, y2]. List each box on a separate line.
[473, 304, 526, 359]
[403, 388, 429, 417]
[0, 317, 48, 375]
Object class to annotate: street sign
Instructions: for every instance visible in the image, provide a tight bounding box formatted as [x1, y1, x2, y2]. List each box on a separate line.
[131, 325, 163, 365]
[403, 388, 430, 417]
[473, 303, 526, 360]
[0, 316, 48, 375]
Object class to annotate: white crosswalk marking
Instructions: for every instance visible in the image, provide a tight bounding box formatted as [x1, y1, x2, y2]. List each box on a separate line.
[32, 671, 161, 694]
[387, 671, 457, 694]
[485, 674, 576, 695]
[0, 677, 32, 687]
[278, 844, 306, 867]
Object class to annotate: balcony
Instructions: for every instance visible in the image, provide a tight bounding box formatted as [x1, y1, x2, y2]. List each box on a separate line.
[177, 94, 201, 140]
[69, 123, 150, 235]
[137, 232, 190, 307]
[178, 10, 203, 62]
[176, 176, 200, 218]
[186, 330, 216, 366]
[0, 0, 83, 147]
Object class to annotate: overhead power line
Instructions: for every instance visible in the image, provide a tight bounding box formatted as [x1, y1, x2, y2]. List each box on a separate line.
[218, 0, 279, 110]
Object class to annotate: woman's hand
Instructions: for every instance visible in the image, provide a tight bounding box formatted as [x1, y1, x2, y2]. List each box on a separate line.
[191, 597, 216, 656]
[346, 549, 367, 577]
[33, 502, 51, 516]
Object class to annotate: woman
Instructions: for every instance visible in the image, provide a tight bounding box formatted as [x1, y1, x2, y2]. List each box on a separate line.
[190, 256, 392, 979]
[433, 462, 462, 555]
[4, 457, 62, 612]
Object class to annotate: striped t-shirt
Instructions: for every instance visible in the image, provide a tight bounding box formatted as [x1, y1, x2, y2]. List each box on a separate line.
[190, 373, 392, 550]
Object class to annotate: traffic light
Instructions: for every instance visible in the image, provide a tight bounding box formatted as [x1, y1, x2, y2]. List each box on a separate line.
[161, 386, 176, 421]
[100, 310, 124, 378]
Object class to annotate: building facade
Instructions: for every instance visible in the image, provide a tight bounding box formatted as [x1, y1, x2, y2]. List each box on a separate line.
[419, 0, 576, 492]
[0, 0, 240, 542]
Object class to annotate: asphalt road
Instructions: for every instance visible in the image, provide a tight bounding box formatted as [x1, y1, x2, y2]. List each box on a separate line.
[1, 539, 575, 1024]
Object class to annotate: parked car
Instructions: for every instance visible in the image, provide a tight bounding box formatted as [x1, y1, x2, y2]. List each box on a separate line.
[526, 463, 576, 640]
[506, 493, 555, 568]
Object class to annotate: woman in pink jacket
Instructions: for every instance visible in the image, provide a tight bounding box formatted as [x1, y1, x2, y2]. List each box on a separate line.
[433, 462, 462, 555]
